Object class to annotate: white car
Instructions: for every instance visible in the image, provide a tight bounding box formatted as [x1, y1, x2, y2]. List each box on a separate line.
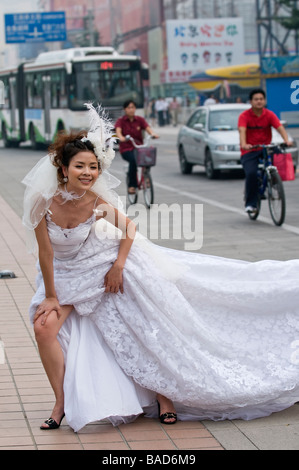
[177, 103, 298, 179]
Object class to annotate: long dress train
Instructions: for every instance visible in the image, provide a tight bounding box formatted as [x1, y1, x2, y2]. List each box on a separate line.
[28, 213, 299, 432]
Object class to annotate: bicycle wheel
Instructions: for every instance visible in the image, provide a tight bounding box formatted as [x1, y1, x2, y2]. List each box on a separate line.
[126, 173, 138, 205]
[267, 170, 286, 226]
[142, 169, 154, 208]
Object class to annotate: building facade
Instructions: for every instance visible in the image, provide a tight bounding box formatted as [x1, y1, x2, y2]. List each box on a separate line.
[37, 0, 258, 98]
[37, 0, 298, 100]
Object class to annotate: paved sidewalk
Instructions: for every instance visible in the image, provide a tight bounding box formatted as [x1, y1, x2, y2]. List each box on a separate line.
[0, 195, 223, 451]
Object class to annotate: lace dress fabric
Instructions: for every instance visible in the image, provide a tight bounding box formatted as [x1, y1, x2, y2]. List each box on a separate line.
[28, 213, 299, 432]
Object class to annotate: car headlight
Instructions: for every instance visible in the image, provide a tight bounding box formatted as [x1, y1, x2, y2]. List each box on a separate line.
[215, 144, 240, 152]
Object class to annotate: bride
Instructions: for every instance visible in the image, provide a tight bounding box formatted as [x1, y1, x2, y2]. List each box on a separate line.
[22, 105, 299, 433]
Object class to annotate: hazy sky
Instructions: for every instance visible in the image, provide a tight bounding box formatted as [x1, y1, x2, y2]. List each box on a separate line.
[0, 0, 40, 65]
[1, 0, 39, 14]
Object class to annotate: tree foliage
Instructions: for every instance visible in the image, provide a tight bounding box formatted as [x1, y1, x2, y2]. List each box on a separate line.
[276, 0, 299, 30]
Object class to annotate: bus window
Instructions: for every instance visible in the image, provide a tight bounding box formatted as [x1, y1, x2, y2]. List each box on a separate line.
[50, 70, 67, 109]
[109, 72, 135, 98]
[0, 76, 10, 109]
[26, 73, 43, 109]
[25, 74, 33, 108]
[70, 62, 143, 110]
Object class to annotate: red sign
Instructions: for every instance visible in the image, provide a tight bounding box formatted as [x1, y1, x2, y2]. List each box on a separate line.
[100, 61, 113, 70]
[160, 70, 194, 84]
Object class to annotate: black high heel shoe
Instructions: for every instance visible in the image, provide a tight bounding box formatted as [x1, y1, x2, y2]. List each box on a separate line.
[157, 401, 177, 425]
[40, 413, 65, 430]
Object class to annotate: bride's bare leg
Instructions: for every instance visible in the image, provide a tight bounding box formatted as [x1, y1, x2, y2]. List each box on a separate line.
[34, 305, 73, 427]
[157, 393, 177, 424]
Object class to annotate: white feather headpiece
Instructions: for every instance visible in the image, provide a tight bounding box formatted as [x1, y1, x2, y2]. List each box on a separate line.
[82, 103, 116, 171]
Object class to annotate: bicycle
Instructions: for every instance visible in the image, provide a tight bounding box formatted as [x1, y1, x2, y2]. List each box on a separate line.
[125, 135, 156, 209]
[246, 143, 287, 226]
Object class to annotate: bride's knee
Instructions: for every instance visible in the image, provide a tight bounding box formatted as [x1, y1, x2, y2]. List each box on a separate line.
[34, 314, 57, 344]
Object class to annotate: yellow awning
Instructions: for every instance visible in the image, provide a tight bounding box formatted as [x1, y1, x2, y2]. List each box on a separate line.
[188, 63, 260, 91]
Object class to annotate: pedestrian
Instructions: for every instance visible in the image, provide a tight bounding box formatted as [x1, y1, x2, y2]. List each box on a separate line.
[148, 98, 157, 127]
[162, 98, 170, 125]
[23, 103, 299, 433]
[169, 97, 180, 126]
[204, 94, 217, 105]
[238, 88, 292, 214]
[155, 97, 165, 126]
[115, 100, 158, 195]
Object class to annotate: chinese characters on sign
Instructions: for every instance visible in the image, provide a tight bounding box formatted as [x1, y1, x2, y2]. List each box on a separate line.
[160, 70, 194, 84]
[5, 12, 66, 43]
[166, 18, 245, 74]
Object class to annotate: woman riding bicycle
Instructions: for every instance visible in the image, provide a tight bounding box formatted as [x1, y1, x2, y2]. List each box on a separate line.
[115, 100, 159, 195]
[238, 89, 292, 215]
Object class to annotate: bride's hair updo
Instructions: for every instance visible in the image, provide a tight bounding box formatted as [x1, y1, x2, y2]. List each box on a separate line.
[49, 131, 100, 183]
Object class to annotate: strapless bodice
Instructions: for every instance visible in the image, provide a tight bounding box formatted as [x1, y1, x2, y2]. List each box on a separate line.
[46, 212, 95, 260]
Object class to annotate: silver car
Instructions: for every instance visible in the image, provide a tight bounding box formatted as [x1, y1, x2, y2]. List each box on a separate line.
[177, 103, 298, 179]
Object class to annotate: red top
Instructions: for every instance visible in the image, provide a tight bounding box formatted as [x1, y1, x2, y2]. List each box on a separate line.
[115, 115, 149, 153]
[238, 108, 281, 155]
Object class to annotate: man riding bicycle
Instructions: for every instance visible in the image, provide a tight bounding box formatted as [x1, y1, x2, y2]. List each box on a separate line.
[238, 89, 292, 215]
[115, 100, 158, 195]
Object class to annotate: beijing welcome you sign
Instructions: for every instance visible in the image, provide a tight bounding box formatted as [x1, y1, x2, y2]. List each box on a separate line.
[166, 18, 245, 72]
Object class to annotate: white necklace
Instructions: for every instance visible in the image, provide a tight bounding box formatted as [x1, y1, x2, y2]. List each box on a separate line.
[57, 184, 87, 205]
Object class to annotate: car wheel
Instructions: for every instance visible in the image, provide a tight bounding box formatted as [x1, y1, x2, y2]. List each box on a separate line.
[179, 146, 193, 174]
[205, 150, 219, 179]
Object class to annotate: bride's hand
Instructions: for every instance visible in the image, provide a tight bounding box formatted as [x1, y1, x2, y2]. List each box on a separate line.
[104, 262, 124, 294]
[33, 297, 62, 325]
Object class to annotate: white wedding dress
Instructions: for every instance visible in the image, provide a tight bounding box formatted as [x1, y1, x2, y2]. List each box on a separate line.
[28, 212, 299, 432]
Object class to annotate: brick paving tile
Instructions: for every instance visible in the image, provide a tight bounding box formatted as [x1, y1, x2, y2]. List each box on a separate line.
[0, 446, 37, 450]
[37, 444, 83, 450]
[120, 428, 170, 442]
[129, 440, 177, 450]
[0, 195, 224, 451]
[172, 437, 222, 450]
[78, 430, 124, 444]
[0, 420, 29, 430]
[34, 433, 82, 447]
[165, 428, 215, 440]
[82, 442, 129, 450]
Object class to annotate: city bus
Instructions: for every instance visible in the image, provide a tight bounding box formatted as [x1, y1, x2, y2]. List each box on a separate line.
[0, 47, 148, 149]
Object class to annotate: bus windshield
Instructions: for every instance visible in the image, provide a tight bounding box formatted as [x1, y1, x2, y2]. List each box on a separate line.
[70, 61, 143, 110]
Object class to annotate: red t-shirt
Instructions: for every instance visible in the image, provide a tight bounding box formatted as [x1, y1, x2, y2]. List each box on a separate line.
[115, 115, 149, 153]
[238, 108, 281, 155]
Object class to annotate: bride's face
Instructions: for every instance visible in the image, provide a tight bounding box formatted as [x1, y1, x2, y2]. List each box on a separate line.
[63, 151, 99, 193]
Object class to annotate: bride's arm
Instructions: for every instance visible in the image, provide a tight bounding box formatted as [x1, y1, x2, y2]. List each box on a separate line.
[34, 217, 62, 323]
[96, 200, 136, 294]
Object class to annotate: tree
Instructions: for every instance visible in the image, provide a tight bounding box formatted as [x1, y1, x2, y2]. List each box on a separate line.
[79, 30, 101, 48]
[276, 0, 299, 30]
[76, 12, 102, 47]
[256, 0, 299, 56]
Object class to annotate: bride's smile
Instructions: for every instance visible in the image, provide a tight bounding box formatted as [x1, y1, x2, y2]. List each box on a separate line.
[63, 151, 100, 195]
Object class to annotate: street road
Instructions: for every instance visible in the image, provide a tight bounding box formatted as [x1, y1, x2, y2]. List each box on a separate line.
[0, 127, 298, 262]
